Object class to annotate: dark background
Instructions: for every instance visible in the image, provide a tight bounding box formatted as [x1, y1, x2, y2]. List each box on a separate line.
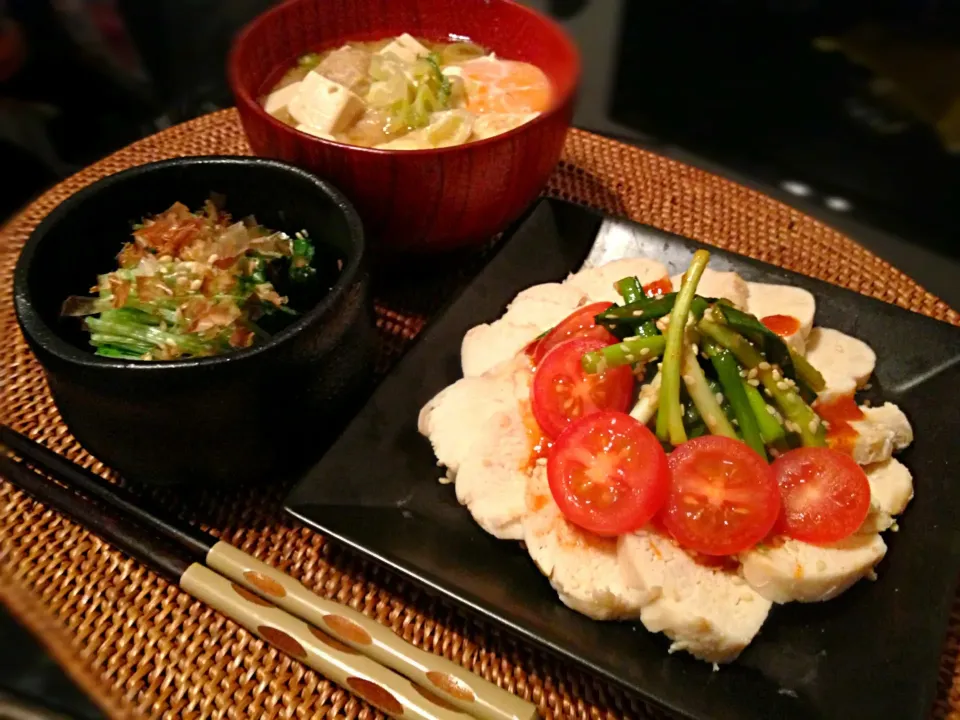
[1, 1, 958, 717]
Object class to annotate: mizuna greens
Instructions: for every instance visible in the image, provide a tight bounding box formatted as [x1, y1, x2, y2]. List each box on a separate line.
[61, 198, 326, 361]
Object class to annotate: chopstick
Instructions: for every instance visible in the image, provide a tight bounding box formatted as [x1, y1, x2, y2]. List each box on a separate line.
[0, 427, 538, 720]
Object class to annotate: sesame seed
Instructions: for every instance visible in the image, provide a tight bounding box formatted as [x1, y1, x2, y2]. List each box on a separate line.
[748, 378, 760, 387]
[771, 369, 782, 381]
[747, 368, 758, 379]
[776, 381, 789, 391]
[739, 369, 747, 378]
[157, 255, 172, 263]
[758, 361, 771, 371]
[764, 388, 772, 397]
[715, 392, 724, 405]
[620, 343, 631, 352]
[808, 418, 820, 433]
[691, 344, 699, 356]
[208, 254, 219, 264]
[632, 310, 645, 317]
[765, 405, 777, 415]
[625, 354, 636, 363]
[640, 348, 650, 356]
[189, 279, 202, 291]
[785, 421, 800, 433]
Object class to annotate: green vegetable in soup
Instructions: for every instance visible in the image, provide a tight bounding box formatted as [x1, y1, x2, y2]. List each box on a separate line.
[298, 52, 322, 70]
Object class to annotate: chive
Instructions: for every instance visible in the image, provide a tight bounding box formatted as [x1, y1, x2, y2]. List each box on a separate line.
[657, 249, 711, 444]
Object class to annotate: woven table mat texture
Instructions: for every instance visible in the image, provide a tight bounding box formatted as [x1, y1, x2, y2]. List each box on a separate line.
[0, 109, 958, 720]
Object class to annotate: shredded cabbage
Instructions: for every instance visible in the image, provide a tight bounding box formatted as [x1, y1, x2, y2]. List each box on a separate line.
[366, 49, 453, 133]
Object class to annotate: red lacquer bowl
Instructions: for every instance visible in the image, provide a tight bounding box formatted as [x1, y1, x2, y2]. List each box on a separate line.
[228, 0, 579, 252]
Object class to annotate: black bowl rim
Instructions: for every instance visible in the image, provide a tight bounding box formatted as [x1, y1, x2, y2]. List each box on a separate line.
[13, 155, 366, 372]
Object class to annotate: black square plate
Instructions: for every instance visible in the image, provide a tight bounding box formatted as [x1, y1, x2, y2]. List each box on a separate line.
[286, 199, 960, 720]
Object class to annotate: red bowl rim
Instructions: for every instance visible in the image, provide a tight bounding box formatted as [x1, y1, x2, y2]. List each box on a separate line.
[227, 0, 581, 157]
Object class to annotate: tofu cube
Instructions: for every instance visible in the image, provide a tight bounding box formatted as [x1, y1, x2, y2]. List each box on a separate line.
[378, 33, 430, 64]
[264, 81, 302, 116]
[288, 71, 364, 135]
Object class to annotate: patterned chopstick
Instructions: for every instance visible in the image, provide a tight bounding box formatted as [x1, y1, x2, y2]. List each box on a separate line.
[0, 427, 538, 720]
[0, 453, 471, 720]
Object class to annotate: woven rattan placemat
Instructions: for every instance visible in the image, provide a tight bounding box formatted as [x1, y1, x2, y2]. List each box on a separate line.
[1, 110, 958, 720]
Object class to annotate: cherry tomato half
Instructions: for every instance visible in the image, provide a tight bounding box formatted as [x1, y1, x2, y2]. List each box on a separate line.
[662, 436, 781, 556]
[772, 447, 871, 545]
[533, 302, 616, 364]
[531, 337, 634, 439]
[547, 411, 669, 536]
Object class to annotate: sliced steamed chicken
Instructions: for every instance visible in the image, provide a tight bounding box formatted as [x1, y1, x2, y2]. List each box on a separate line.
[671, 268, 749, 310]
[523, 467, 653, 620]
[461, 323, 542, 377]
[619, 531, 773, 663]
[419, 356, 534, 540]
[566, 258, 669, 305]
[460, 283, 586, 376]
[418, 362, 527, 474]
[860, 458, 914, 533]
[804, 327, 876, 400]
[454, 407, 532, 541]
[848, 402, 913, 466]
[500, 283, 587, 327]
[744, 282, 816, 353]
[739, 534, 887, 604]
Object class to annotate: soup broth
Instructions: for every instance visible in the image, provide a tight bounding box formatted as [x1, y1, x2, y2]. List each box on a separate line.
[261, 35, 552, 149]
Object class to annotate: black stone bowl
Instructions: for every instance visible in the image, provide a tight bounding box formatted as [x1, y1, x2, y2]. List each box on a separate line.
[13, 156, 377, 487]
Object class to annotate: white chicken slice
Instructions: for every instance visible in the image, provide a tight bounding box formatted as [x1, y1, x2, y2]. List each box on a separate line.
[671, 268, 749, 310]
[744, 283, 816, 353]
[848, 402, 913, 466]
[461, 322, 540, 377]
[619, 531, 772, 663]
[454, 406, 532, 541]
[804, 327, 877, 401]
[739, 534, 886, 604]
[418, 360, 530, 474]
[565, 258, 669, 304]
[860, 458, 914, 534]
[460, 283, 586, 377]
[500, 282, 587, 327]
[523, 468, 653, 620]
